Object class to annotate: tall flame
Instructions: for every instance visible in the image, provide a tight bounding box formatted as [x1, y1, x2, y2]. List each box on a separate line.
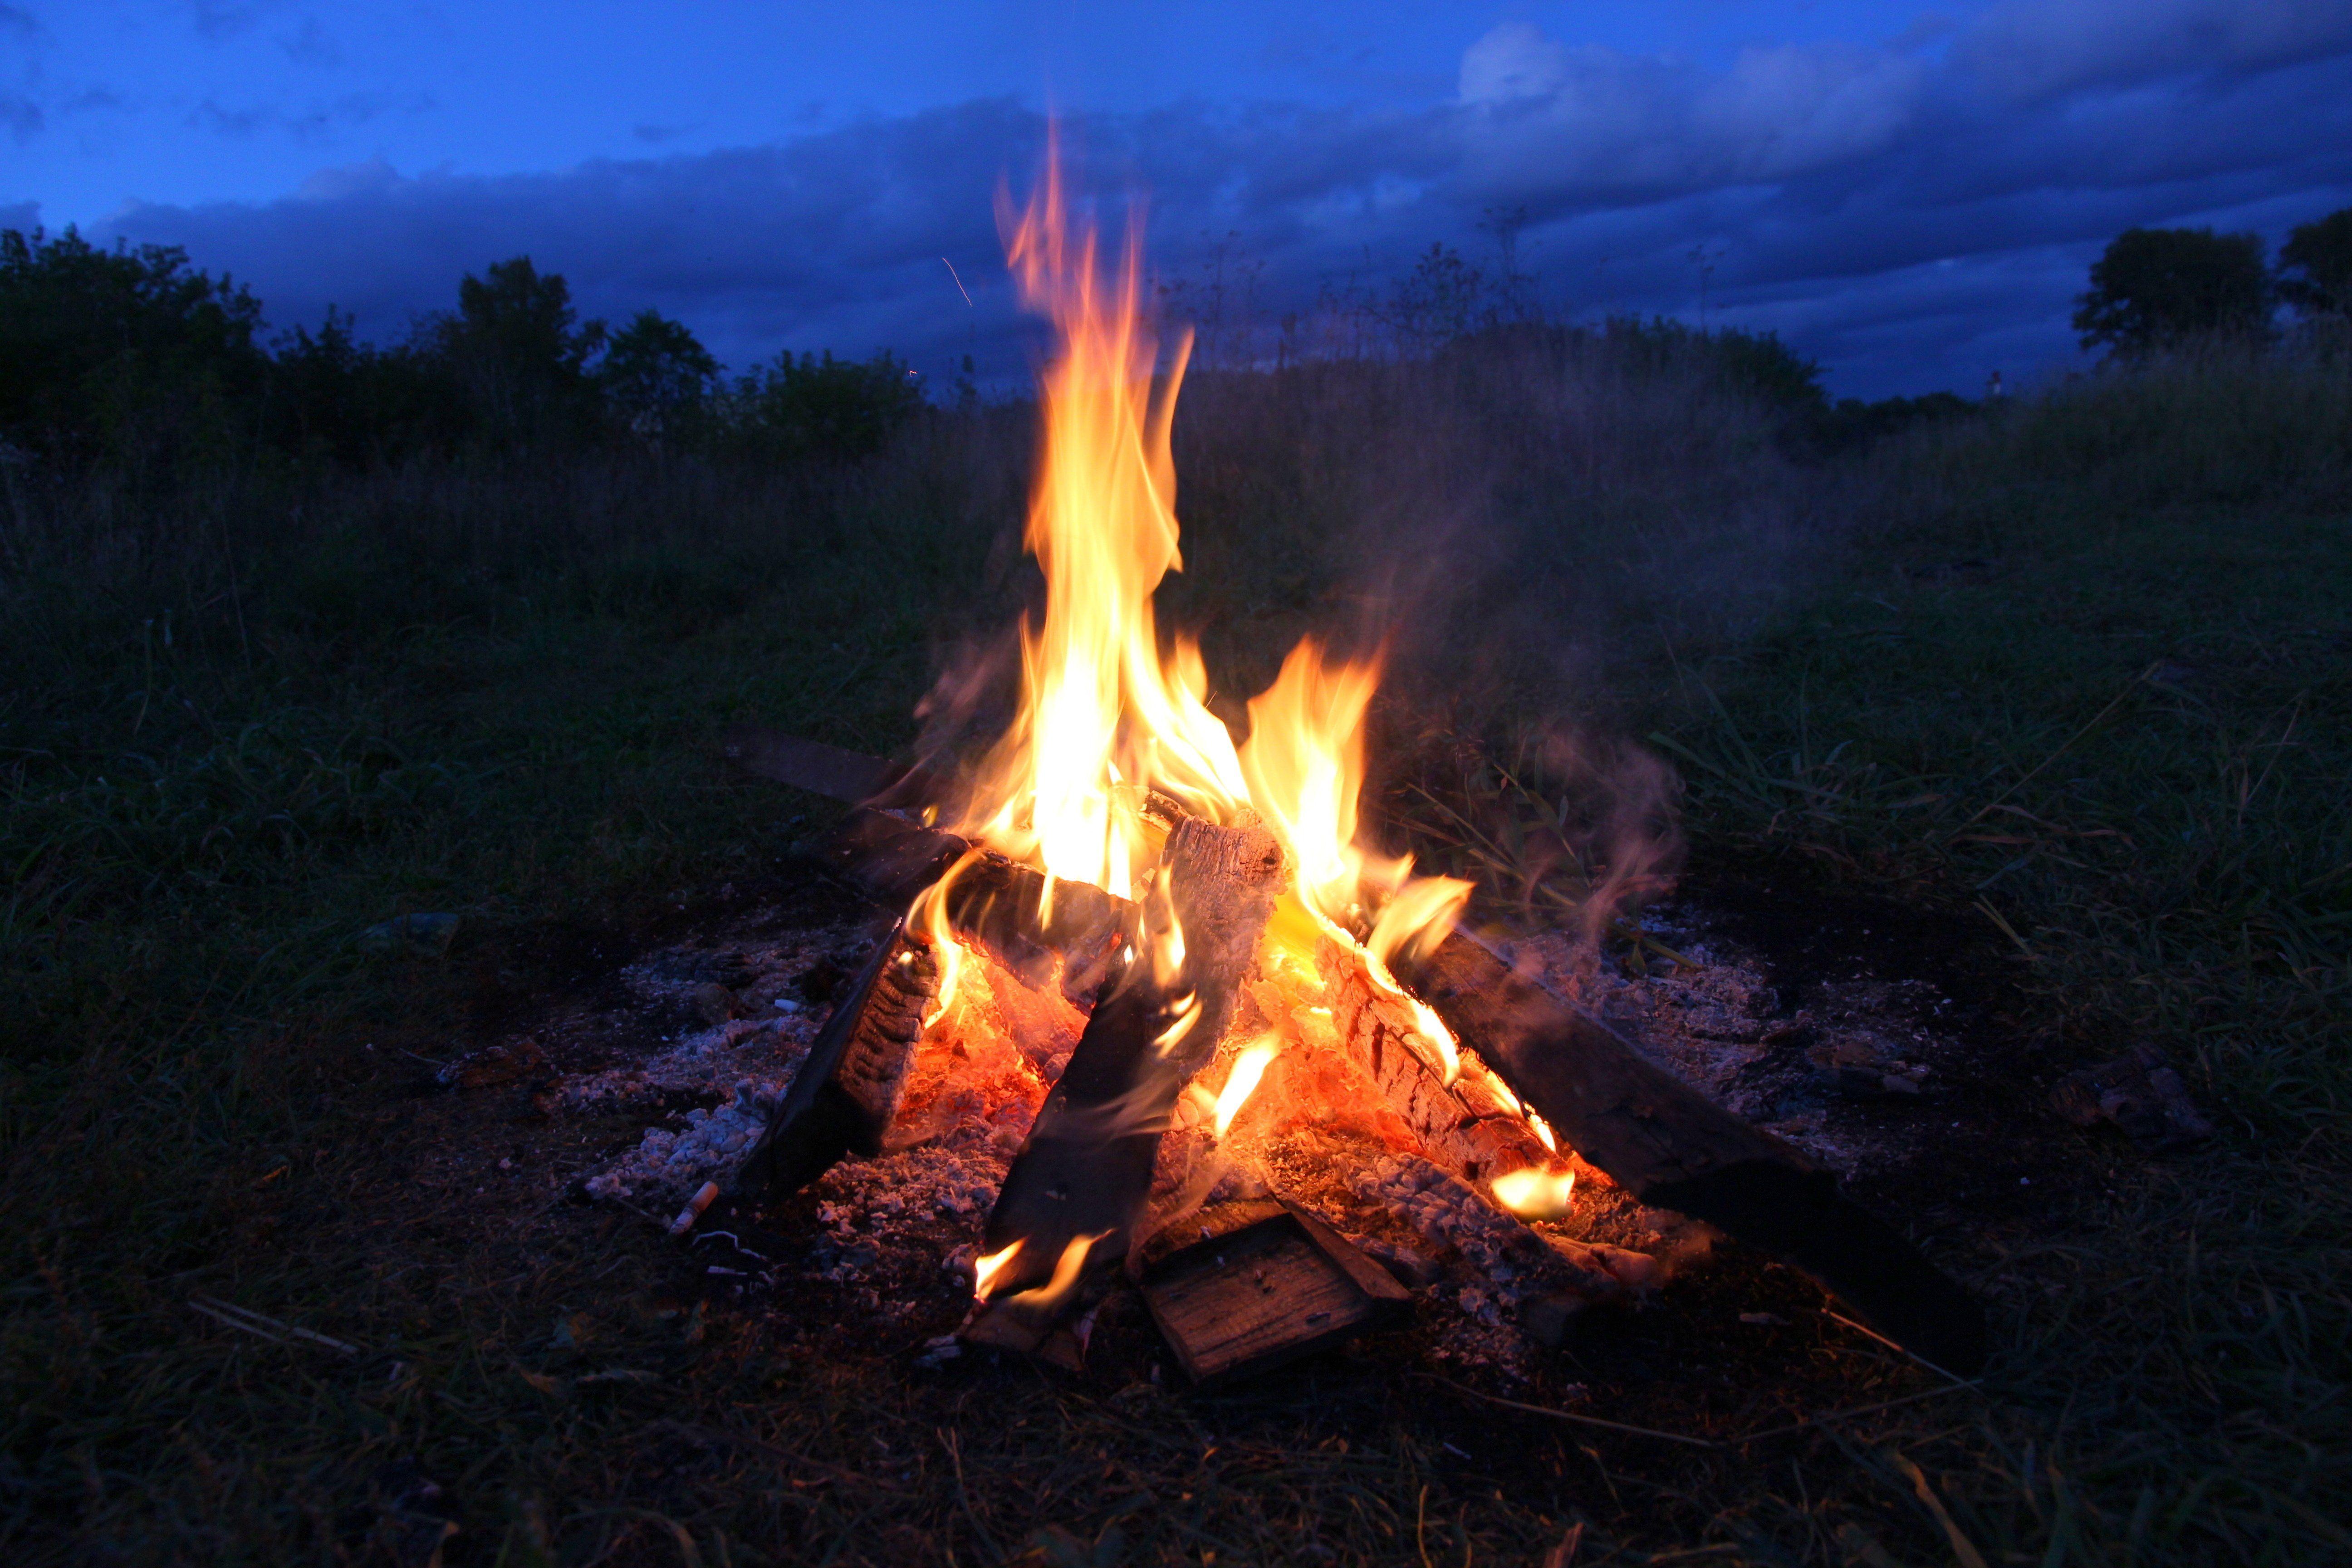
[944, 137, 1467, 967]
[952, 143, 1246, 904]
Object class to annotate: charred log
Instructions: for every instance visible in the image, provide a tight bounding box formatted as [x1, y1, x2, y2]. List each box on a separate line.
[813, 807, 1132, 1002]
[1395, 931, 1989, 1376]
[978, 816, 1288, 1299]
[735, 919, 941, 1200]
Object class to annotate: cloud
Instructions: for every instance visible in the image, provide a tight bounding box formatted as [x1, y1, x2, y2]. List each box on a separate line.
[186, 0, 280, 44]
[1455, 27, 1929, 201]
[1957, 0, 2352, 101]
[92, 8, 2352, 399]
[1, 91, 39, 142]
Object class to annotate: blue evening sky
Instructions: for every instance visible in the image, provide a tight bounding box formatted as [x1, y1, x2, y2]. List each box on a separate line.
[5, 1, 2350, 396]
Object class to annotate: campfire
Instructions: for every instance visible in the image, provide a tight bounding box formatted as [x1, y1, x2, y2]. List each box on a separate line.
[718, 154, 1985, 1383]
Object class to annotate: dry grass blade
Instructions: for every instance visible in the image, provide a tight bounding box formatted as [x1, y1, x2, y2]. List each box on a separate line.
[1890, 1451, 1991, 1568]
[186, 1294, 361, 1356]
[1734, 1382, 1984, 1444]
[1411, 1372, 1721, 1449]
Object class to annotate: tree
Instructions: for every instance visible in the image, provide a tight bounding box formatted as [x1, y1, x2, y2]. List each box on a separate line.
[426, 255, 606, 448]
[2073, 227, 2272, 354]
[597, 309, 719, 442]
[2277, 206, 2352, 319]
[721, 350, 924, 462]
[0, 226, 267, 468]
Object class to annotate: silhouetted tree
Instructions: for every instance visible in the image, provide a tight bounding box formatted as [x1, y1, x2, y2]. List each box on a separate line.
[2073, 227, 2272, 354]
[1385, 244, 1487, 352]
[598, 309, 720, 444]
[0, 226, 267, 470]
[427, 256, 606, 449]
[2277, 207, 2352, 320]
[721, 350, 924, 462]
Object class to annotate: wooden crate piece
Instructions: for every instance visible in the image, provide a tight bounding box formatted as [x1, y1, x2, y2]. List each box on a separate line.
[1141, 1201, 1411, 1384]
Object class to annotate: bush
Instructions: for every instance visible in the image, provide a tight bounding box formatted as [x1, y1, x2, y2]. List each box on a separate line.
[716, 349, 927, 463]
[2073, 226, 2273, 355]
[0, 227, 268, 472]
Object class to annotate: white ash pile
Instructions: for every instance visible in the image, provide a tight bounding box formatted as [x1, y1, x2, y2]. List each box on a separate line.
[583, 1081, 780, 1209]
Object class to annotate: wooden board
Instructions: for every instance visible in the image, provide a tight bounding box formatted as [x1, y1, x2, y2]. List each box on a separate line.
[1140, 1201, 1411, 1385]
[1397, 929, 1989, 1376]
[979, 815, 1288, 1299]
[734, 919, 939, 1200]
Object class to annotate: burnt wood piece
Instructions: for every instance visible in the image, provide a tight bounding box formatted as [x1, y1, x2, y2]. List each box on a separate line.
[812, 808, 1134, 1002]
[1140, 1199, 1412, 1384]
[979, 816, 1288, 1300]
[1293, 932, 1557, 1182]
[733, 920, 941, 1200]
[1396, 932, 1988, 1376]
[2050, 1044, 2213, 1150]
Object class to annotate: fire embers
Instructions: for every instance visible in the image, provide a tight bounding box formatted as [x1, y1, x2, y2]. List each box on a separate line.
[944, 915, 1662, 1373]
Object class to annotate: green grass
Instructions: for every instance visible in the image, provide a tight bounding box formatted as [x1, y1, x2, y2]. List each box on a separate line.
[4, 348, 2350, 1563]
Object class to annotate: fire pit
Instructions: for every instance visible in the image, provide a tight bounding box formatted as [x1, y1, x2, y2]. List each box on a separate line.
[592, 155, 1985, 1386]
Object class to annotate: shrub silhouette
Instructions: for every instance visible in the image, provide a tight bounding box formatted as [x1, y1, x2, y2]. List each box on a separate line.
[2278, 206, 2352, 320]
[2073, 226, 2272, 354]
[0, 227, 267, 470]
[720, 349, 925, 462]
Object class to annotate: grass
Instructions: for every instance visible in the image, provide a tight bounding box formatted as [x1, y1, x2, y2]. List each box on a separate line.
[3, 340, 2349, 1563]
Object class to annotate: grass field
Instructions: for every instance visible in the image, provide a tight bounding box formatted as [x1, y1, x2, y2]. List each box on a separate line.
[3, 342, 2348, 1564]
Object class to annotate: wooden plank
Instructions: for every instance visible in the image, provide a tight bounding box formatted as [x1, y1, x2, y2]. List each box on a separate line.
[1395, 930, 1989, 1375]
[1141, 1206, 1410, 1383]
[979, 815, 1288, 1300]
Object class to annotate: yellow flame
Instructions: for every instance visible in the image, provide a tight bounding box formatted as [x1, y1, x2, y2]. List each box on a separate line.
[1525, 1110, 1559, 1154]
[1492, 1166, 1577, 1219]
[1239, 642, 1473, 965]
[973, 1242, 1024, 1301]
[1365, 872, 1473, 968]
[1212, 1036, 1281, 1137]
[948, 136, 1246, 901]
[1152, 990, 1203, 1054]
[927, 140, 1470, 973]
[991, 1231, 1110, 1314]
[911, 851, 980, 1028]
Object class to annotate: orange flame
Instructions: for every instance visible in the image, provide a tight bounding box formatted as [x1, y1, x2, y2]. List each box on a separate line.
[937, 136, 1467, 972]
[1212, 1035, 1282, 1137]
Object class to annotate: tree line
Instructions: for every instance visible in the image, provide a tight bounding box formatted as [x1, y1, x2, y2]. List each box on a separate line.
[0, 230, 930, 477]
[2074, 206, 2352, 354]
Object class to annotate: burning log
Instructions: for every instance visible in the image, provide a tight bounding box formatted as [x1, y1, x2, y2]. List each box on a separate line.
[815, 806, 1131, 1002]
[735, 918, 941, 1200]
[1393, 931, 1989, 1376]
[975, 815, 1289, 1303]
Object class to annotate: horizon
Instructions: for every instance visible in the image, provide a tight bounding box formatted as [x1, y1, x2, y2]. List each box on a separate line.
[5, 1, 2351, 400]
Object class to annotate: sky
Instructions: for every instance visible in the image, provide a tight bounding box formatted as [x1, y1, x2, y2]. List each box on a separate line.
[4, 1, 2350, 398]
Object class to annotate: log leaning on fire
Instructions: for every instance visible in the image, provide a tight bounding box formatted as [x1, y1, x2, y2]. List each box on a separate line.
[977, 814, 1289, 1299]
[734, 918, 940, 1199]
[1394, 932, 1990, 1377]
